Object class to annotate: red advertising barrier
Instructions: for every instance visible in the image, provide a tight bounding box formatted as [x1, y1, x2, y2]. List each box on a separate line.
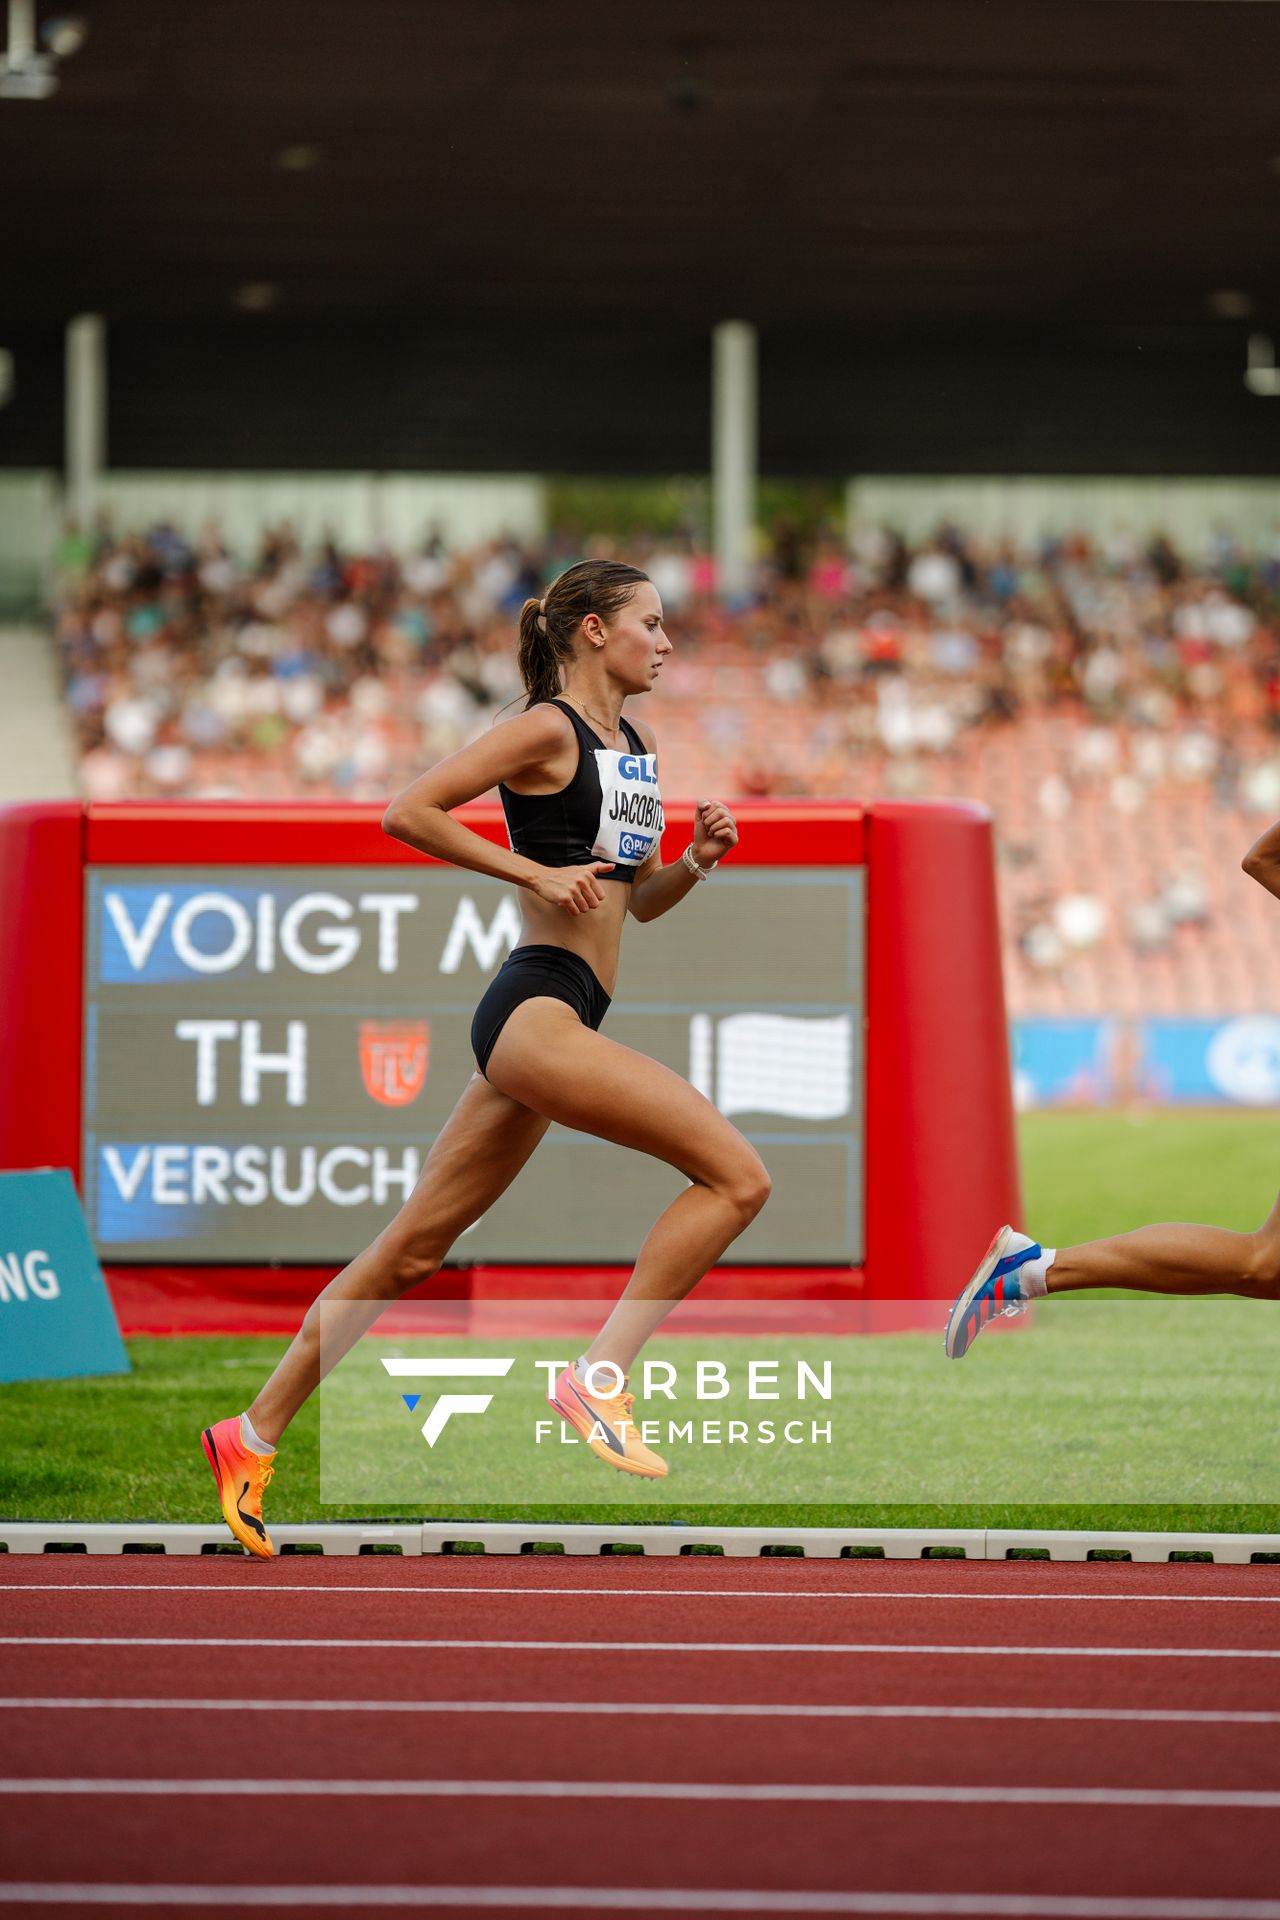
[0, 797, 1019, 1333]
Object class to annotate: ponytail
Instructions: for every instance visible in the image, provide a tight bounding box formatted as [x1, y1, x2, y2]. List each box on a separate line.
[517, 595, 570, 709]
[515, 558, 650, 710]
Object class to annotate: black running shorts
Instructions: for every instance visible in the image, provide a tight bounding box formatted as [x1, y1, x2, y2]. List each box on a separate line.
[470, 944, 611, 1079]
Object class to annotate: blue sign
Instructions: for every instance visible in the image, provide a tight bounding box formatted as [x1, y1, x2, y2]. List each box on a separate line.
[1012, 1015, 1280, 1107]
[1011, 1019, 1119, 1108]
[0, 1168, 130, 1383]
[1139, 1015, 1280, 1105]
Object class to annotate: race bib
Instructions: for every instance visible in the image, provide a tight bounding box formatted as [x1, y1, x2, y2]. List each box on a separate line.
[591, 749, 665, 866]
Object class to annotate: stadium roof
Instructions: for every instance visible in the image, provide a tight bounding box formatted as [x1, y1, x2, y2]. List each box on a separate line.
[5, 0, 1280, 472]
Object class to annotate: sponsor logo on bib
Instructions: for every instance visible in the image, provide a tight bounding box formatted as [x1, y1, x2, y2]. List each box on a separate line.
[591, 749, 664, 867]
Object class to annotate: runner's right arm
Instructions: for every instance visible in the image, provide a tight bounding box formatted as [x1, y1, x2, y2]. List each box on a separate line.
[1242, 819, 1280, 902]
[382, 705, 613, 913]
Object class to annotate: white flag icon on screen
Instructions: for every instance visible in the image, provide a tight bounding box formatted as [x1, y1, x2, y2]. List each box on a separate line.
[689, 1012, 853, 1121]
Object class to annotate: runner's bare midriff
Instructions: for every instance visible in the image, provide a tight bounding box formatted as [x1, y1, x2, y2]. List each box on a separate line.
[515, 882, 628, 999]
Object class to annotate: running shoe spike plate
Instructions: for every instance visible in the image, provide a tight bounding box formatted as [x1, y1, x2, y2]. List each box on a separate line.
[549, 1363, 668, 1479]
[944, 1225, 1040, 1360]
[202, 1415, 276, 1557]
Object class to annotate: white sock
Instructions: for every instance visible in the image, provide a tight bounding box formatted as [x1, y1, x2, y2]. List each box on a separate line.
[240, 1411, 276, 1456]
[1005, 1229, 1055, 1296]
[574, 1355, 625, 1393]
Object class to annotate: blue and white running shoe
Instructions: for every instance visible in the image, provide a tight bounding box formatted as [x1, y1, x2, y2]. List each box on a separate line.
[944, 1225, 1042, 1359]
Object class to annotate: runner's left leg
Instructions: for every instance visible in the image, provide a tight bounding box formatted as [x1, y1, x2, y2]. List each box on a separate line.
[1046, 1185, 1280, 1298]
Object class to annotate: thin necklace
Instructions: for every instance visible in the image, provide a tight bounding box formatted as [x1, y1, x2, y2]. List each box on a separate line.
[563, 693, 622, 745]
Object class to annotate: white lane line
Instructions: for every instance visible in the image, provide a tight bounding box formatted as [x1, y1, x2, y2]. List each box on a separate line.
[1, 1697, 1278, 1726]
[5, 1584, 1280, 1603]
[3, 1696, 1279, 1726]
[2, 1778, 1280, 1809]
[3, 1635, 1279, 1660]
[3, 1889, 1280, 1917]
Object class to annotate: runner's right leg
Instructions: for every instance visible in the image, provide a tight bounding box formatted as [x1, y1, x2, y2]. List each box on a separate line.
[485, 995, 772, 1377]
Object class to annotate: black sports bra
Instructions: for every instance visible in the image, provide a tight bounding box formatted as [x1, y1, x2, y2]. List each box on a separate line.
[499, 698, 665, 884]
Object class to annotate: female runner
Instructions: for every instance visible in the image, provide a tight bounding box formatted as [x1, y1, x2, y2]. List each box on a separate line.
[202, 558, 770, 1554]
[947, 817, 1280, 1356]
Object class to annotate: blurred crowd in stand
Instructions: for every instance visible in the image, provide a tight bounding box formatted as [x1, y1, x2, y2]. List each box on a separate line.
[52, 514, 1280, 1017]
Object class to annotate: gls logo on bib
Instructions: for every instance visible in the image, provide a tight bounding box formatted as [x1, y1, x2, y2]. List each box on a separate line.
[591, 750, 665, 867]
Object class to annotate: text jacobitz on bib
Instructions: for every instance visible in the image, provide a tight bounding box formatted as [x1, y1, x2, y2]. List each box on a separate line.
[591, 749, 665, 867]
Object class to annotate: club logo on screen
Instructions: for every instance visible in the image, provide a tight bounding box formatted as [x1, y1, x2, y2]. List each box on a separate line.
[359, 1021, 430, 1107]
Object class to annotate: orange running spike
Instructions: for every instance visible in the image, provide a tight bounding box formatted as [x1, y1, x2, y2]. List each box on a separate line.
[548, 1362, 668, 1479]
[202, 1414, 276, 1557]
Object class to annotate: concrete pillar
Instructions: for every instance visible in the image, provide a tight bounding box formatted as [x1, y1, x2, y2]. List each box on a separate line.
[7, 0, 36, 63]
[712, 319, 757, 601]
[65, 314, 107, 524]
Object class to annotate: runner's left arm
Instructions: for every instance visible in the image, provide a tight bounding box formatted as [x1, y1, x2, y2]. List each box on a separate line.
[629, 801, 739, 921]
[628, 842, 696, 922]
[624, 715, 734, 922]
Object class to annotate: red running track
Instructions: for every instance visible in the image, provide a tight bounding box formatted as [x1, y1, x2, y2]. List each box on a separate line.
[0, 1556, 1279, 1917]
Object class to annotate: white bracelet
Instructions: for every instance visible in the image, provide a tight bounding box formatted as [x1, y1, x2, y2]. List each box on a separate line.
[682, 844, 715, 882]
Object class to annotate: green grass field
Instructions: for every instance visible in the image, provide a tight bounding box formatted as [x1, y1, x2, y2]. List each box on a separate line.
[2, 1109, 1278, 1536]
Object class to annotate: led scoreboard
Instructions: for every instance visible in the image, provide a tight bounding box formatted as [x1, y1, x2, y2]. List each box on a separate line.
[83, 863, 863, 1263]
[0, 799, 1019, 1303]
